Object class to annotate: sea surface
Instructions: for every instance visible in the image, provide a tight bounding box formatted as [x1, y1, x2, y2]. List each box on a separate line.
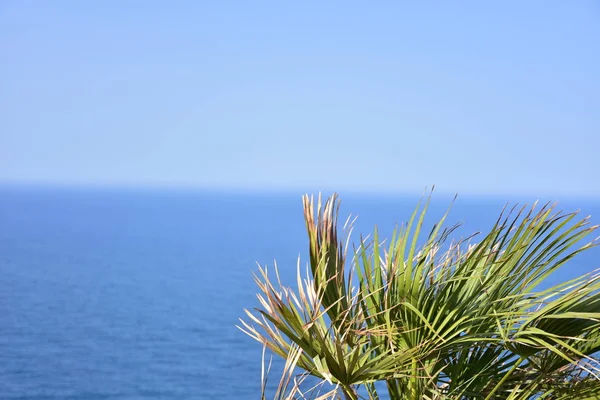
[1, 186, 598, 399]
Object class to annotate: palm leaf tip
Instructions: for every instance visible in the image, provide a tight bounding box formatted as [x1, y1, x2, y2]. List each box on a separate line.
[303, 193, 350, 326]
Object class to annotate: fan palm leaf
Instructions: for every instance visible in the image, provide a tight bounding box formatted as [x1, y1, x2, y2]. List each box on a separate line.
[239, 193, 600, 399]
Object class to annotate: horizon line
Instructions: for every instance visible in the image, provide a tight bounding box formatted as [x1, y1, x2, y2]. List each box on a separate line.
[0, 180, 599, 202]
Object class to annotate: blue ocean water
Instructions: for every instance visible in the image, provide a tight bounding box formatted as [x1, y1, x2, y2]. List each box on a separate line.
[0, 186, 598, 399]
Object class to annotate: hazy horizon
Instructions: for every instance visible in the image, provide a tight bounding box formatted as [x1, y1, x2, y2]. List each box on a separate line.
[2, 180, 600, 204]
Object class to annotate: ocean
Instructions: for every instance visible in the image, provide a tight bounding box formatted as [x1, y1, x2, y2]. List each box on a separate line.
[1, 186, 598, 399]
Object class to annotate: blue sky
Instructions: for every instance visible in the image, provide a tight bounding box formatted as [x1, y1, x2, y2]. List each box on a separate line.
[1, 1, 599, 197]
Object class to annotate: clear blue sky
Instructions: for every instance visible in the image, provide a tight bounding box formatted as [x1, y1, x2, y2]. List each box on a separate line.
[1, 1, 599, 197]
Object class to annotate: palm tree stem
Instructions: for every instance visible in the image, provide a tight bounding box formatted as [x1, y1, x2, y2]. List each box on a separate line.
[484, 357, 523, 400]
[342, 384, 358, 400]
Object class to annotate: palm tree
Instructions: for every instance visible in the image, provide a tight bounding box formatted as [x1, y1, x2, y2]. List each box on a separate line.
[239, 193, 600, 399]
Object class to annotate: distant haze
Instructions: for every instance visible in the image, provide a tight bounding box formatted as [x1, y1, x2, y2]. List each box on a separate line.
[1, 2, 599, 197]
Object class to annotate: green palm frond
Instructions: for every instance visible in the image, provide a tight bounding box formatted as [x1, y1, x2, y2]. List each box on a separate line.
[239, 192, 600, 400]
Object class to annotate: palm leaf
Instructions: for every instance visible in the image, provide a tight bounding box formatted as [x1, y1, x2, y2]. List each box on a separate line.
[240, 192, 600, 399]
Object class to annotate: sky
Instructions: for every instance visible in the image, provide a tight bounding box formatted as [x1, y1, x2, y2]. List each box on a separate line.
[1, 1, 599, 197]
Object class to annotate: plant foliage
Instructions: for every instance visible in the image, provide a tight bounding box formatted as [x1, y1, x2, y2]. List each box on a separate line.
[239, 193, 600, 399]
